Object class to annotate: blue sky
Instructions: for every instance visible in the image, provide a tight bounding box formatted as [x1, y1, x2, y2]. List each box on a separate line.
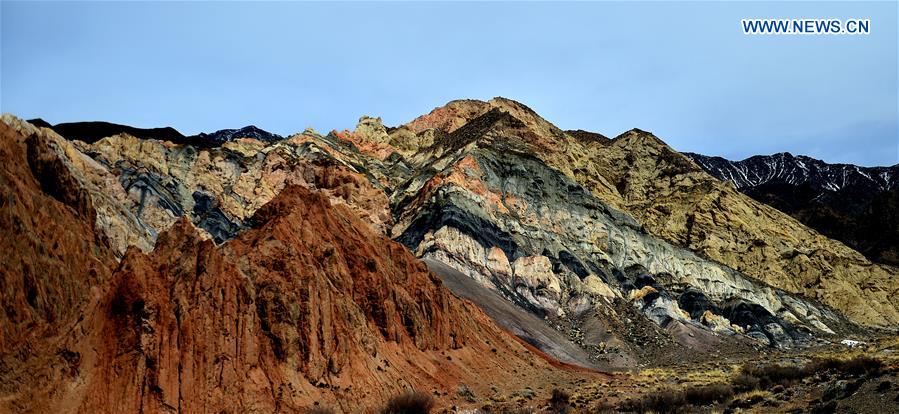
[2, 1, 896, 166]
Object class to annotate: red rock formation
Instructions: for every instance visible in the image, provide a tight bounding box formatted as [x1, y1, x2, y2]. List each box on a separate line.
[1, 123, 569, 412]
[0, 121, 116, 354]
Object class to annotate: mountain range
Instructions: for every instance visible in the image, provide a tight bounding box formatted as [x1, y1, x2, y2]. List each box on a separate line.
[2, 98, 897, 412]
[687, 152, 899, 266]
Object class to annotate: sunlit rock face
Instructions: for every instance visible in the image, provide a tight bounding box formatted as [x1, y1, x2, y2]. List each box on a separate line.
[8, 94, 896, 372]
[0, 117, 560, 411]
[381, 98, 899, 330]
[391, 137, 849, 363]
[69, 129, 394, 250]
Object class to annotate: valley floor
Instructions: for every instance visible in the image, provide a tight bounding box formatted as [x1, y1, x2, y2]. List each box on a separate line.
[426, 337, 899, 414]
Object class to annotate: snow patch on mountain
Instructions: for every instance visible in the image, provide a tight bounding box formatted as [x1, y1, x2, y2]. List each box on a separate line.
[685, 152, 899, 193]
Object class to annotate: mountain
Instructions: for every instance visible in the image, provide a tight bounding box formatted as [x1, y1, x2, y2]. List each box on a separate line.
[35, 98, 884, 363]
[686, 152, 899, 265]
[2, 98, 898, 410]
[0, 116, 118, 355]
[358, 98, 898, 328]
[188, 125, 284, 146]
[685, 152, 897, 192]
[0, 117, 569, 412]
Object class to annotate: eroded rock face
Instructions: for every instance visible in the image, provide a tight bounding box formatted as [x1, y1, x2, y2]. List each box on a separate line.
[589, 131, 899, 328]
[391, 138, 850, 366]
[3, 94, 896, 410]
[374, 99, 898, 330]
[0, 170, 562, 412]
[72, 130, 393, 249]
[0, 118, 120, 354]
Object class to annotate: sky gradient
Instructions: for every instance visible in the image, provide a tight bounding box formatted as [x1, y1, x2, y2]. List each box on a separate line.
[2, 1, 897, 166]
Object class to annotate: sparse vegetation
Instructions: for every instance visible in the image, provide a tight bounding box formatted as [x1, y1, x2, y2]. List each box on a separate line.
[733, 355, 886, 391]
[805, 355, 884, 377]
[732, 372, 761, 392]
[618, 388, 686, 413]
[378, 391, 435, 414]
[421, 355, 891, 414]
[683, 383, 734, 405]
[740, 363, 808, 388]
[617, 383, 734, 413]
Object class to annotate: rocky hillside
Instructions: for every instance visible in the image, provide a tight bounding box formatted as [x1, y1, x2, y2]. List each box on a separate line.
[2, 97, 897, 410]
[0, 117, 118, 355]
[0, 118, 572, 412]
[687, 152, 899, 265]
[348, 98, 896, 329]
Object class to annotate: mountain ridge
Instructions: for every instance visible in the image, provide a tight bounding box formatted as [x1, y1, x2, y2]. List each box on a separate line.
[686, 151, 899, 265]
[685, 151, 899, 191]
[3, 99, 898, 410]
[23, 118, 284, 148]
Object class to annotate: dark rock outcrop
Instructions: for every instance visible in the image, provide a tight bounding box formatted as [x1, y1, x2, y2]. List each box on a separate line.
[188, 125, 283, 146]
[31, 120, 186, 144]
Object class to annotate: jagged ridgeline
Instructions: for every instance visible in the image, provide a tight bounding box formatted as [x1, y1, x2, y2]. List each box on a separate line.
[2, 97, 896, 393]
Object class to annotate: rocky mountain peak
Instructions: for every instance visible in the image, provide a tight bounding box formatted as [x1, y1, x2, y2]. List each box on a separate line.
[331, 115, 396, 159]
[608, 128, 700, 172]
[686, 151, 899, 192]
[354, 115, 389, 140]
[190, 125, 283, 145]
[402, 99, 492, 134]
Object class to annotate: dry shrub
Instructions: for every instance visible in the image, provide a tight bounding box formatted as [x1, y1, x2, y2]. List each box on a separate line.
[742, 363, 807, 388]
[683, 384, 734, 405]
[732, 372, 761, 392]
[379, 391, 435, 414]
[734, 355, 886, 393]
[549, 388, 571, 413]
[618, 383, 733, 413]
[806, 356, 884, 377]
[618, 388, 687, 414]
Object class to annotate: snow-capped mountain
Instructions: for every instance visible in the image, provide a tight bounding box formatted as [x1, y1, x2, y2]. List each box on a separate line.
[685, 152, 898, 193]
[687, 151, 899, 266]
[189, 125, 283, 145]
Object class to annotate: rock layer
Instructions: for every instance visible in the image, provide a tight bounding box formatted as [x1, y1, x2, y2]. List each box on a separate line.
[73, 130, 393, 250]
[0, 119, 567, 411]
[3, 95, 897, 409]
[389, 129, 850, 366]
[378, 99, 898, 329]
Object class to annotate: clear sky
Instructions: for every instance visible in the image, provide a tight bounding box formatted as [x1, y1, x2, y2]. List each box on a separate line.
[2, 1, 897, 166]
